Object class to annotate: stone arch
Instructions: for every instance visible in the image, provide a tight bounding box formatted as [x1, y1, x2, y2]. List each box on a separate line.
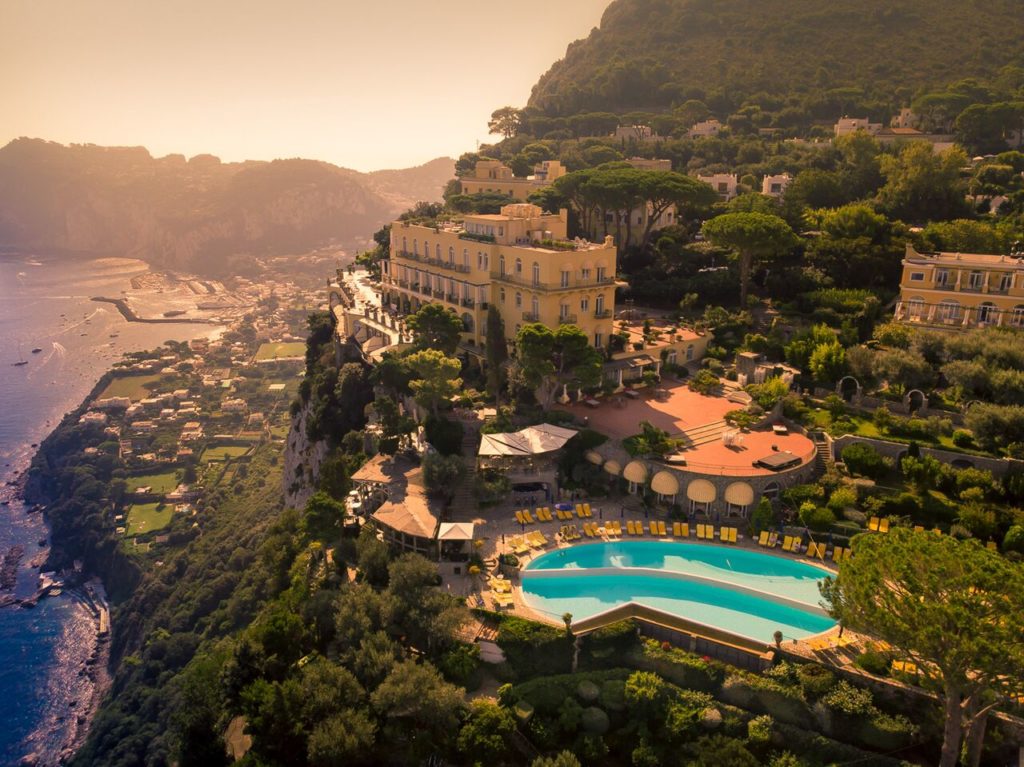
[951, 458, 974, 470]
[835, 375, 861, 402]
[762, 481, 781, 499]
[905, 389, 927, 414]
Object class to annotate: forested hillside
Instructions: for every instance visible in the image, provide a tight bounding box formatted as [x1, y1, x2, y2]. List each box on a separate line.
[528, 0, 1024, 120]
[0, 139, 453, 274]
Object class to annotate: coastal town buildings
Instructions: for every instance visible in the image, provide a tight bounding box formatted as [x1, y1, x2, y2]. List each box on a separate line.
[893, 243, 1024, 329]
[458, 159, 567, 198]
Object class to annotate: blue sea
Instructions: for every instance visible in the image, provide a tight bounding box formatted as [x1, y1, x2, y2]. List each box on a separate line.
[0, 254, 212, 766]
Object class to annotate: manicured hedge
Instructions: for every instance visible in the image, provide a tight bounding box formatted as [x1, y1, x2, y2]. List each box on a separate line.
[495, 615, 573, 679]
[625, 638, 725, 692]
[719, 674, 814, 728]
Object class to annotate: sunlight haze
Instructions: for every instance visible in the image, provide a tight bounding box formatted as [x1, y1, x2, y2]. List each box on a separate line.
[0, 0, 608, 170]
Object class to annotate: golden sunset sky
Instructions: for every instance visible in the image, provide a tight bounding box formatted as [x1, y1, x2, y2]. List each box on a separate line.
[0, 0, 609, 171]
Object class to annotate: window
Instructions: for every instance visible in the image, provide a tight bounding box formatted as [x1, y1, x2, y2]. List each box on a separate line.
[595, 332, 603, 348]
[667, 351, 678, 365]
[937, 300, 961, 322]
[596, 266, 607, 282]
[686, 344, 694, 361]
[402, 237, 407, 253]
[413, 239, 418, 255]
[559, 303, 570, 319]
[906, 298, 925, 319]
[531, 296, 539, 318]
[436, 244, 442, 260]
[580, 297, 590, 312]
[515, 292, 522, 308]
[1000, 273, 1013, 291]
[935, 269, 949, 286]
[499, 255, 505, 276]
[595, 295, 605, 315]
[498, 226, 504, 237]
[424, 241, 429, 258]
[515, 258, 522, 275]
[581, 268, 592, 280]
[448, 246, 454, 263]
[968, 270, 983, 289]
[909, 272, 925, 282]
[532, 262, 540, 286]
[560, 270, 570, 288]
[499, 288, 506, 304]
[463, 248, 469, 267]
[978, 303, 996, 324]
[1013, 306, 1024, 327]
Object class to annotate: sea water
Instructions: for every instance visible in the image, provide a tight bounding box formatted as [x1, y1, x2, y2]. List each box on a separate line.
[0, 253, 212, 765]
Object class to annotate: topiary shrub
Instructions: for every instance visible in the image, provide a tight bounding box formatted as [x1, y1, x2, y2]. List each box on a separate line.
[799, 503, 836, 531]
[840, 443, 889, 480]
[951, 429, 974, 448]
[496, 616, 572, 679]
[599, 679, 626, 712]
[796, 663, 836, 700]
[748, 714, 774, 743]
[580, 706, 610, 736]
[859, 712, 918, 751]
[576, 680, 600, 704]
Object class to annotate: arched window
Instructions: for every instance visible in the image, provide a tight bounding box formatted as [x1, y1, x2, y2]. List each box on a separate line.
[412, 239, 418, 255]
[531, 296, 539, 319]
[448, 246, 455, 263]
[978, 302, 997, 324]
[499, 288, 506, 304]
[595, 294, 605, 315]
[424, 241, 429, 258]
[515, 292, 522, 308]
[436, 244, 442, 260]
[906, 297, 925, 320]
[532, 262, 540, 286]
[1013, 305, 1024, 327]
[499, 255, 506, 276]
[402, 236, 407, 254]
[515, 258, 522, 275]
[462, 248, 469, 267]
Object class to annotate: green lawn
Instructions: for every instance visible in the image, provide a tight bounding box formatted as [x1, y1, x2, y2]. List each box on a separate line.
[126, 471, 180, 494]
[99, 374, 162, 401]
[125, 502, 173, 536]
[255, 342, 306, 361]
[201, 445, 252, 463]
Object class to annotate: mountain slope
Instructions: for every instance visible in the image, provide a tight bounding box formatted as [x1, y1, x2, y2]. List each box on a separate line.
[528, 0, 1024, 116]
[0, 138, 453, 273]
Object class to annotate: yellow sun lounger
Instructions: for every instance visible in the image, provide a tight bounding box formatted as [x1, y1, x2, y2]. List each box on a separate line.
[728, 527, 738, 543]
[679, 522, 689, 538]
[831, 546, 845, 562]
[706, 525, 716, 541]
[877, 517, 890, 533]
[584, 503, 592, 517]
[514, 510, 526, 525]
[576, 504, 586, 519]
[782, 535, 795, 551]
[636, 522, 647, 536]
[868, 516, 880, 531]
[913, 525, 924, 533]
[672, 521, 681, 537]
[696, 523, 706, 539]
[523, 510, 535, 524]
[768, 531, 778, 547]
[611, 521, 623, 536]
[510, 536, 530, 555]
[758, 531, 770, 547]
[657, 520, 667, 536]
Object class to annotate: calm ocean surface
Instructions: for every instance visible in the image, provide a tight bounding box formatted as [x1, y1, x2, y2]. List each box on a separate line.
[0, 254, 211, 766]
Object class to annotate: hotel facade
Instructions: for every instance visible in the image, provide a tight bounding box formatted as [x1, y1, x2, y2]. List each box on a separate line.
[894, 244, 1024, 329]
[380, 204, 619, 357]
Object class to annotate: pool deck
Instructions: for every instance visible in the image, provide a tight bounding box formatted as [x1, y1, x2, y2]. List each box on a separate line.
[443, 493, 840, 650]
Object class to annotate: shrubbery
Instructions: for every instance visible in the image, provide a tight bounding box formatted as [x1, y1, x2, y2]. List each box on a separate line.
[840, 443, 890, 479]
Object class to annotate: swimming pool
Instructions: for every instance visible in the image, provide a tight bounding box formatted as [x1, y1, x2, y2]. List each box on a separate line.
[521, 541, 836, 643]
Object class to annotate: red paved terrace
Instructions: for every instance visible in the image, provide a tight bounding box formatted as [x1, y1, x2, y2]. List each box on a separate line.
[557, 381, 815, 477]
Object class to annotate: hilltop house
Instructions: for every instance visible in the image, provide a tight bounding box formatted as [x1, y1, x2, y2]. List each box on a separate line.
[696, 173, 738, 201]
[458, 159, 567, 199]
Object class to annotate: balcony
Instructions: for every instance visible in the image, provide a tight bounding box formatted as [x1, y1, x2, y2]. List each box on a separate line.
[558, 314, 578, 325]
[522, 312, 540, 322]
[397, 279, 409, 289]
[432, 288, 445, 298]
[461, 298, 476, 308]
[594, 309, 612, 319]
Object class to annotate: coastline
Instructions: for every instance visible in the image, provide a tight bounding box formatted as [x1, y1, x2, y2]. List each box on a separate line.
[1, 370, 122, 767]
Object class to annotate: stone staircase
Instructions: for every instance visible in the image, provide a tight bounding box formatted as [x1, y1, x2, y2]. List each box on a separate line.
[678, 419, 729, 448]
[813, 434, 835, 473]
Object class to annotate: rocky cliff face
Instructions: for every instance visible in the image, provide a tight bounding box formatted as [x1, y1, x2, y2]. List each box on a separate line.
[0, 138, 454, 273]
[283, 399, 330, 510]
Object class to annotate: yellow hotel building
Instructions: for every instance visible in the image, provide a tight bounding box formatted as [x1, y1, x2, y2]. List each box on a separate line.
[380, 204, 618, 357]
[894, 243, 1024, 328]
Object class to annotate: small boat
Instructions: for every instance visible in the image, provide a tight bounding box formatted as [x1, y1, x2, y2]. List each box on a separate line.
[31, 348, 42, 353]
[12, 360, 27, 367]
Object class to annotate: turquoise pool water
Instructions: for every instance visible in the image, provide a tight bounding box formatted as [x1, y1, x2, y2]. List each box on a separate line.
[521, 541, 836, 643]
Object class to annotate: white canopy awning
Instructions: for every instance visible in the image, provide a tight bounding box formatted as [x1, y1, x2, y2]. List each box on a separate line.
[651, 471, 680, 496]
[438, 522, 475, 541]
[604, 460, 622, 476]
[478, 423, 578, 457]
[724, 482, 755, 507]
[687, 479, 717, 504]
[623, 460, 648, 484]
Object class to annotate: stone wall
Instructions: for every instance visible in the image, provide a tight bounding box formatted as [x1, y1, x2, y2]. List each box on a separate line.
[831, 434, 1020, 477]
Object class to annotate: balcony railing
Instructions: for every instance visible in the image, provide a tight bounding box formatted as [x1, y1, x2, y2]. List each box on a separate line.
[522, 312, 540, 322]
[461, 298, 476, 308]
[491, 270, 619, 291]
[558, 314, 578, 324]
[594, 309, 612, 319]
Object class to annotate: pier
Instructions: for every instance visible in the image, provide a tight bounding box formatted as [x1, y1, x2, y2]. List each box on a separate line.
[90, 296, 216, 324]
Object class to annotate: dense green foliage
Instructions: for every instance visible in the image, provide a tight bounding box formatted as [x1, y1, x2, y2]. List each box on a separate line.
[527, 0, 1024, 119]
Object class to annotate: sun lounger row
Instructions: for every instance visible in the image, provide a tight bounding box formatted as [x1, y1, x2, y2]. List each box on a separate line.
[867, 516, 890, 533]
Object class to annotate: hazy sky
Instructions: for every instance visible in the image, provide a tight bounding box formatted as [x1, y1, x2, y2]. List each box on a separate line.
[0, 0, 609, 172]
